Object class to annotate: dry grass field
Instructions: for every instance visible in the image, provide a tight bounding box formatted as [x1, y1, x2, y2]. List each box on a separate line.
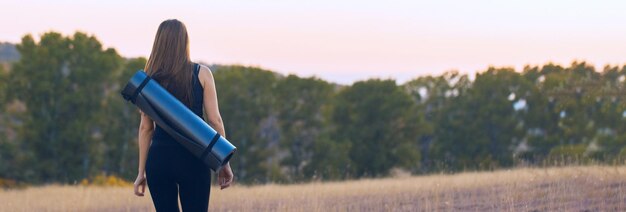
[1, 166, 625, 211]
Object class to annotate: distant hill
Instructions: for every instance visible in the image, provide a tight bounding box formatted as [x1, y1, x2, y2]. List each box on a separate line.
[0, 42, 20, 63]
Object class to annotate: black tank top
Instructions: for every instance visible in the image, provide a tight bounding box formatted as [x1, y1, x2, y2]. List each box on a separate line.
[151, 63, 204, 147]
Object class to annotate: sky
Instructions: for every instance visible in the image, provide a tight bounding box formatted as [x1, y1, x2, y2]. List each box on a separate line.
[2, 0, 626, 84]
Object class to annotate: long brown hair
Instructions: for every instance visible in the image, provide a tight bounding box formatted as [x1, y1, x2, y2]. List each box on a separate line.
[145, 19, 194, 107]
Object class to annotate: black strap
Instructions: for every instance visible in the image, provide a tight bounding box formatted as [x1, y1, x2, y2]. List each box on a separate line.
[194, 63, 200, 76]
[130, 76, 152, 104]
[207, 133, 221, 151]
[200, 133, 221, 161]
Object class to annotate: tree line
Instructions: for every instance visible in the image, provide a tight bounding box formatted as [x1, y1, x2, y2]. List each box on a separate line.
[0, 32, 625, 185]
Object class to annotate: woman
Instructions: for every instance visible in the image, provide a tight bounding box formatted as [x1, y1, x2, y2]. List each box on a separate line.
[132, 19, 234, 211]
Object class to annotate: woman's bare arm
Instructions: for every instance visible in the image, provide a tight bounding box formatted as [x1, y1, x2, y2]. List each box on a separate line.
[198, 65, 233, 189]
[199, 65, 225, 137]
[134, 111, 154, 196]
[137, 112, 154, 174]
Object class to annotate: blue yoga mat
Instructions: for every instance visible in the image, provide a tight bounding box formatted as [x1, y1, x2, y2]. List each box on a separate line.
[121, 70, 236, 172]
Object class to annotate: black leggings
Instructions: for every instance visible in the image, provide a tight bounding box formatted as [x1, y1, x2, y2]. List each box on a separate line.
[146, 144, 211, 212]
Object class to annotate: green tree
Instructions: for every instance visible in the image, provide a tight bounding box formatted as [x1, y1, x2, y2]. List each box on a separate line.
[6, 32, 123, 183]
[582, 65, 626, 160]
[0, 65, 13, 178]
[331, 79, 421, 177]
[304, 135, 352, 180]
[529, 62, 603, 163]
[212, 65, 280, 183]
[517, 65, 557, 161]
[432, 68, 531, 170]
[275, 75, 334, 181]
[404, 71, 471, 171]
[98, 57, 146, 179]
[0, 64, 5, 102]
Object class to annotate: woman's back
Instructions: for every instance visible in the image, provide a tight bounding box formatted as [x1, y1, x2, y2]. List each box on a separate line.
[151, 63, 204, 147]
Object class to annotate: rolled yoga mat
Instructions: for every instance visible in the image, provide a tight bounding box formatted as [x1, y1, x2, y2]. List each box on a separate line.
[120, 70, 236, 172]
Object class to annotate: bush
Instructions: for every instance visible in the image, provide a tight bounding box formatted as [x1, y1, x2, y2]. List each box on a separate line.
[0, 178, 26, 189]
[80, 175, 131, 187]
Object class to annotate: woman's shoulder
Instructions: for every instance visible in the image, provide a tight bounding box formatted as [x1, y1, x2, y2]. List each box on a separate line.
[196, 64, 214, 87]
[197, 64, 211, 72]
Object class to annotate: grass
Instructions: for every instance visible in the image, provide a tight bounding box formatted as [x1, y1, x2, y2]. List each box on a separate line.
[1, 165, 625, 211]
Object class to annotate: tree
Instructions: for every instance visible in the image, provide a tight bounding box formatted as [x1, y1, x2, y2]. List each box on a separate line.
[0, 64, 13, 179]
[275, 75, 334, 181]
[330, 79, 422, 177]
[212, 65, 280, 183]
[98, 57, 146, 179]
[6, 32, 123, 183]
[530, 62, 605, 162]
[432, 68, 531, 170]
[404, 71, 471, 171]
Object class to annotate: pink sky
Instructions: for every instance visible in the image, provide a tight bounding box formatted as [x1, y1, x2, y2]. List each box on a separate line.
[2, 0, 626, 84]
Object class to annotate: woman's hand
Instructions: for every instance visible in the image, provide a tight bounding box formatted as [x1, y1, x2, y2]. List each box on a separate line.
[218, 162, 234, 190]
[134, 173, 147, 196]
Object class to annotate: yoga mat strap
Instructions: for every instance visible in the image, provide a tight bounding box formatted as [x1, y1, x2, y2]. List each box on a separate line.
[131, 76, 151, 103]
[200, 133, 221, 161]
[120, 73, 151, 104]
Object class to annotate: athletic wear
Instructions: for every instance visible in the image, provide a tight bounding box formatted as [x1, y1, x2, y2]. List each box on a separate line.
[146, 63, 211, 211]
